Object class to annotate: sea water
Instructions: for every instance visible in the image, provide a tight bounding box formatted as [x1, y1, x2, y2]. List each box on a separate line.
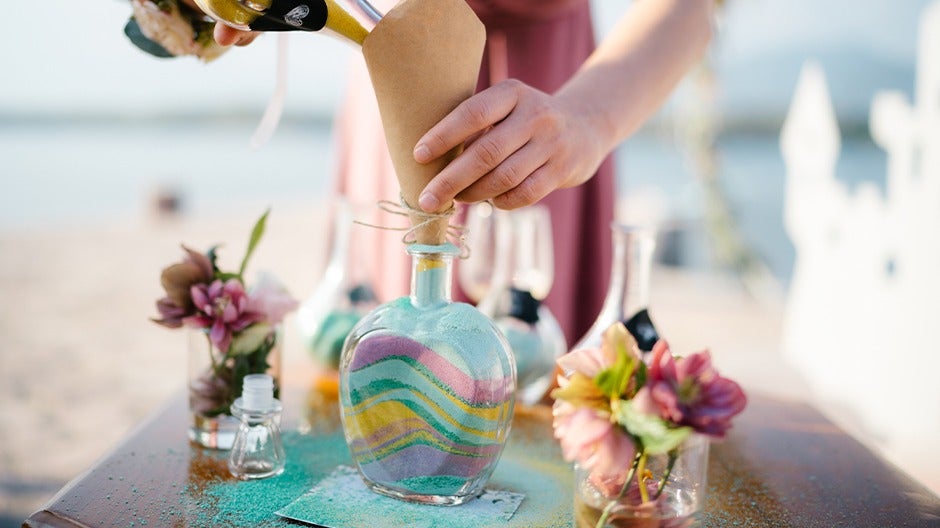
[0, 118, 887, 287]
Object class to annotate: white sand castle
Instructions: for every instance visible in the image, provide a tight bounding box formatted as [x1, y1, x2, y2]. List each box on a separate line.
[781, 1, 940, 492]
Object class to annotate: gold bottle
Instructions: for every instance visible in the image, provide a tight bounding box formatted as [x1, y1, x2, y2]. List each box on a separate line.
[192, 0, 382, 45]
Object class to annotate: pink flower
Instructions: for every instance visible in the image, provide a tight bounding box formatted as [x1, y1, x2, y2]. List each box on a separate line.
[557, 344, 615, 379]
[635, 340, 747, 438]
[246, 272, 298, 326]
[554, 407, 636, 495]
[184, 279, 264, 353]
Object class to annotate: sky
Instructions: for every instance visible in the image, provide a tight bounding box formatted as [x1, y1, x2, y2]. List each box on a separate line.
[0, 0, 934, 121]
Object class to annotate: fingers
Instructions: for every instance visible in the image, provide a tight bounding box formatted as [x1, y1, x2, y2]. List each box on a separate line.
[413, 80, 523, 164]
[491, 164, 557, 210]
[454, 137, 551, 204]
[213, 23, 260, 46]
[419, 113, 534, 211]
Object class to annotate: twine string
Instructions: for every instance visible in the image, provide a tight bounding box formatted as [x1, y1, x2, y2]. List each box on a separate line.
[353, 194, 470, 258]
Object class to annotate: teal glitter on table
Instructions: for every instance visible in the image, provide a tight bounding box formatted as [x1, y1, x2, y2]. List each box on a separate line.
[187, 408, 573, 527]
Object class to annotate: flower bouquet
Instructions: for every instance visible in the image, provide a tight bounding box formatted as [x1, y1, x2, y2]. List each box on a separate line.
[552, 323, 746, 527]
[153, 211, 298, 448]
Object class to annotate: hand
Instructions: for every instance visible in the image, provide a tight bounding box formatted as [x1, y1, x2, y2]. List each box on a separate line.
[213, 24, 261, 47]
[413, 79, 610, 211]
[178, 0, 261, 46]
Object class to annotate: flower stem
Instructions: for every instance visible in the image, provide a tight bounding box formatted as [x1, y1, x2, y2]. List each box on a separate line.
[636, 452, 650, 504]
[595, 451, 642, 528]
[204, 333, 220, 373]
[654, 449, 679, 499]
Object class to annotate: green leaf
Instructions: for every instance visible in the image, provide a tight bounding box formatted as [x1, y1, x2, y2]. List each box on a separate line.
[124, 18, 174, 59]
[594, 322, 642, 398]
[229, 323, 273, 356]
[595, 348, 637, 399]
[238, 209, 270, 279]
[614, 400, 692, 455]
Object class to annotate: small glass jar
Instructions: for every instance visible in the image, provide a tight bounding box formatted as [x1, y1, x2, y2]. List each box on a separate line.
[339, 243, 516, 505]
[574, 434, 710, 528]
[228, 374, 286, 480]
[187, 325, 281, 450]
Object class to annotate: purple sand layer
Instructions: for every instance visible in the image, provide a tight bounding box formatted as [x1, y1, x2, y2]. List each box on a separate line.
[358, 443, 495, 481]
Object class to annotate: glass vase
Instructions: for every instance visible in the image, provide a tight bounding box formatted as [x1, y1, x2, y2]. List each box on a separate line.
[188, 326, 282, 449]
[574, 434, 709, 528]
[339, 243, 516, 505]
[298, 197, 378, 373]
[572, 224, 660, 354]
[475, 205, 566, 405]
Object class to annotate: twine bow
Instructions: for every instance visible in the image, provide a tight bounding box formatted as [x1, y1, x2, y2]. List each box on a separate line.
[354, 193, 471, 258]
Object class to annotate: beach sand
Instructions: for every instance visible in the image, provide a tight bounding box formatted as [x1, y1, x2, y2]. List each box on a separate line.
[0, 201, 808, 522]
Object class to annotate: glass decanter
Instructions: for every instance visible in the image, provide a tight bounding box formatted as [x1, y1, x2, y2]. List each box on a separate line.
[339, 243, 516, 505]
[475, 205, 566, 405]
[571, 224, 660, 354]
[298, 198, 378, 372]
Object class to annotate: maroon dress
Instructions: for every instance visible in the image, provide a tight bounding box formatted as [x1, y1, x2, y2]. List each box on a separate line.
[335, 0, 614, 346]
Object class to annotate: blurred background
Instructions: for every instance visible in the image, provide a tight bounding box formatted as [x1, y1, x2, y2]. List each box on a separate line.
[1, 0, 936, 524]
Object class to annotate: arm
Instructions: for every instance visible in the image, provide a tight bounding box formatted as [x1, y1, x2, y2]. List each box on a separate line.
[415, 0, 715, 211]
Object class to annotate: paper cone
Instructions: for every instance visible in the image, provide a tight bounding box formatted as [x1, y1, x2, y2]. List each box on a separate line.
[362, 0, 486, 245]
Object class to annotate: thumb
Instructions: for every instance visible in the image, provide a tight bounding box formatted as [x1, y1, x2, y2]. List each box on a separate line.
[213, 23, 259, 46]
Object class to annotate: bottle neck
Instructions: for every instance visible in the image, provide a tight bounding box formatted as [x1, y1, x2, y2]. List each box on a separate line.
[602, 226, 655, 321]
[409, 246, 456, 308]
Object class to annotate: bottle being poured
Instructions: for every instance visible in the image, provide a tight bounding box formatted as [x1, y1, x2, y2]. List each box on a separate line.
[192, 0, 383, 45]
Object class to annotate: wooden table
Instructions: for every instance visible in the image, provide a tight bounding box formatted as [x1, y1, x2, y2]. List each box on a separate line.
[24, 380, 940, 527]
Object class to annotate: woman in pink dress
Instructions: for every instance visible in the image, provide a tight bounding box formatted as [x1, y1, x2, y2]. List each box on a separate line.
[213, 0, 714, 345]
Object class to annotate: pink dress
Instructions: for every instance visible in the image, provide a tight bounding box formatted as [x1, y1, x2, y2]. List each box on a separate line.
[336, 0, 614, 346]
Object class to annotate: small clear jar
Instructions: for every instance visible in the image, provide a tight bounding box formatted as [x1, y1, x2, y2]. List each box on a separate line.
[574, 434, 709, 528]
[228, 374, 286, 480]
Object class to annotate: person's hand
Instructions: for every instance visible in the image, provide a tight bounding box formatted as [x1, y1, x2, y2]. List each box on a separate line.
[213, 24, 262, 47]
[178, 0, 262, 46]
[413, 79, 611, 211]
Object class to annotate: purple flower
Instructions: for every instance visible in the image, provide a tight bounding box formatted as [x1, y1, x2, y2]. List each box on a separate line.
[152, 245, 214, 328]
[634, 340, 747, 438]
[183, 279, 263, 353]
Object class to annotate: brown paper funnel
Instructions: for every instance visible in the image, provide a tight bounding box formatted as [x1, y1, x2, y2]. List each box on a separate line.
[362, 0, 485, 245]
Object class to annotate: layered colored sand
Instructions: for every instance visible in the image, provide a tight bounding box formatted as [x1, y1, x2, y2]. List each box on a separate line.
[341, 299, 514, 498]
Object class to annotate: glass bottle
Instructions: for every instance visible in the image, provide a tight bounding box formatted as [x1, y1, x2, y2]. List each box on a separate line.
[228, 374, 286, 480]
[191, 0, 382, 44]
[339, 243, 516, 505]
[571, 224, 660, 354]
[476, 205, 566, 405]
[298, 198, 378, 372]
